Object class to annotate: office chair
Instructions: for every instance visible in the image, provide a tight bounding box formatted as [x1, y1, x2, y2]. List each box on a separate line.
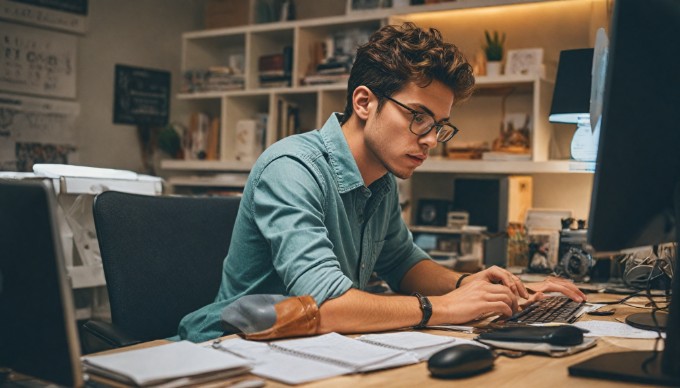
[82, 192, 241, 352]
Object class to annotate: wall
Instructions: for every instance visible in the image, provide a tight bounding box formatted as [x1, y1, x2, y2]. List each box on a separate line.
[76, 0, 206, 172]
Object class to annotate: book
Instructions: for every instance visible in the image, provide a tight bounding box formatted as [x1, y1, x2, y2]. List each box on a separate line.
[216, 331, 467, 385]
[258, 53, 284, 72]
[205, 117, 220, 161]
[81, 341, 251, 387]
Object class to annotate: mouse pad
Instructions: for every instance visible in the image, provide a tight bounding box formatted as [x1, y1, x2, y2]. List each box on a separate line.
[476, 337, 597, 357]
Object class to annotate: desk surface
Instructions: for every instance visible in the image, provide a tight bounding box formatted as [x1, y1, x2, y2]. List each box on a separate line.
[96, 294, 666, 387]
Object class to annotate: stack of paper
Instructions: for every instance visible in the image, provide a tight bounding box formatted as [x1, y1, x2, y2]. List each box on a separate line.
[81, 341, 251, 387]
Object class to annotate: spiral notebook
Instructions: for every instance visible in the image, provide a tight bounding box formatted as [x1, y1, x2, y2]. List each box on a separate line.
[216, 332, 463, 385]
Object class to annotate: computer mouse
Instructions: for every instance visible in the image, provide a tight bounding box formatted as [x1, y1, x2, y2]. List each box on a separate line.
[427, 344, 495, 379]
[548, 325, 584, 346]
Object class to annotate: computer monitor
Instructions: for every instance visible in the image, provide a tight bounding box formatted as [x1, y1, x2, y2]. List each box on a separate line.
[0, 180, 84, 386]
[568, 0, 680, 385]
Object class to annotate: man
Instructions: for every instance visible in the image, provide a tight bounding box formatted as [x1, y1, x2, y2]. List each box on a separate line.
[179, 23, 585, 342]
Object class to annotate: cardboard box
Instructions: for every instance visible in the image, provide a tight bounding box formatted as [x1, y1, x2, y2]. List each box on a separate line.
[205, 0, 250, 29]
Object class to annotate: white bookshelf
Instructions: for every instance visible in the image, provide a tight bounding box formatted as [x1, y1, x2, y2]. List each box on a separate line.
[163, 0, 607, 217]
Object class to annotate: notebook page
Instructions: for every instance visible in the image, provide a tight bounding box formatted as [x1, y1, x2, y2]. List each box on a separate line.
[218, 337, 351, 385]
[269, 332, 407, 370]
[357, 332, 458, 361]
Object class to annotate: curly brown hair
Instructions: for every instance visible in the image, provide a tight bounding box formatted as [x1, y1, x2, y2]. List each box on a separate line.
[340, 22, 475, 124]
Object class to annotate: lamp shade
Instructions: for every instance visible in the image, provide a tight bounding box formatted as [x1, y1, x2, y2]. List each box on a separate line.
[549, 48, 594, 123]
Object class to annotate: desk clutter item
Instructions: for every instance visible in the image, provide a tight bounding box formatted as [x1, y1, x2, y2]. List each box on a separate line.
[215, 331, 477, 385]
[81, 341, 251, 387]
[477, 325, 597, 357]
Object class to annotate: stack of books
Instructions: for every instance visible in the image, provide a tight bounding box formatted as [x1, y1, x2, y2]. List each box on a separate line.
[303, 61, 351, 85]
[182, 67, 244, 93]
[259, 46, 292, 88]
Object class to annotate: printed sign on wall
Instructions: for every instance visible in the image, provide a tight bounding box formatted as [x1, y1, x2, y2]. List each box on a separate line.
[0, 0, 88, 33]
[0, 21, 77, 98]
[0, 92, 80, 170]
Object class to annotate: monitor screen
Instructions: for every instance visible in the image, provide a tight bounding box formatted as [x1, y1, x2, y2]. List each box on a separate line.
[0, 180, 83, 386]
[576, 0, 680, 383]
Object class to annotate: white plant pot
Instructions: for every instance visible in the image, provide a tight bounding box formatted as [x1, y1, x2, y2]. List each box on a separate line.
[486, 61, 502, 76]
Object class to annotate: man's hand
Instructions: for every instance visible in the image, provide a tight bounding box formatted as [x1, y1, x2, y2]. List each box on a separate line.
[461, 266, 530, 299]
[431, 280, 517, 324]
[525, 276, 587, 302]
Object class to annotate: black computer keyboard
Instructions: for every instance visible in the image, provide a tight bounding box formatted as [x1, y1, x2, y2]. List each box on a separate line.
[498, 296, 585, 325]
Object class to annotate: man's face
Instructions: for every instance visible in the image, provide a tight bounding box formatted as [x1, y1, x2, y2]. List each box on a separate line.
[364, 80, 455, 179]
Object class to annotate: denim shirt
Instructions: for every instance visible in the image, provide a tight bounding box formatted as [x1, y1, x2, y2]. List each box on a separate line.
[178, 114, 428, 342]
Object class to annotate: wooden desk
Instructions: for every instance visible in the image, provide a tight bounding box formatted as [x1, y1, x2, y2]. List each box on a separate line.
[285, 303, 662, 388]
[109, 294, 665, 387]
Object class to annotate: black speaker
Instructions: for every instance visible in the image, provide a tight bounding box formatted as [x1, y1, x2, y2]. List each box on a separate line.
[453, 178, 503, 232]
[416, 199, 451, 226]
[452, 176, 532, 233]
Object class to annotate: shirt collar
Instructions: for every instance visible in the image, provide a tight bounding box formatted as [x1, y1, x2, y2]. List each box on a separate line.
[319, 113, 367, 194]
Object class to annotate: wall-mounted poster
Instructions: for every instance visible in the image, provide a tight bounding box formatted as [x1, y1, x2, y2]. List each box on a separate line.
[0, 21, 77, 98]
[0, 92, 79, 170]
[113, 64, 170, 127]
[0, 0, 88, 33]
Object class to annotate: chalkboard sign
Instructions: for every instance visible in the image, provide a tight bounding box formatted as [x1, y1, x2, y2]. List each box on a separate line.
[113, 64, 170, 127]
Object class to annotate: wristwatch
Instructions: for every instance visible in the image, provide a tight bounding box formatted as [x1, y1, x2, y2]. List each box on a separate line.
[412, 292, 432, 329]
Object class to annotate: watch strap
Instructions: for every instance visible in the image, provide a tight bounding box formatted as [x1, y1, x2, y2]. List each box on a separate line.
[412, 292, 432, 329]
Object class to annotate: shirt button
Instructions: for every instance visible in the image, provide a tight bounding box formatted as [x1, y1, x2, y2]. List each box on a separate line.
[361, 263, 365, 269]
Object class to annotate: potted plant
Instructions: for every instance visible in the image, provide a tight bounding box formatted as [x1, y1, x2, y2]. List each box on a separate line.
[484, 30, 506, 76]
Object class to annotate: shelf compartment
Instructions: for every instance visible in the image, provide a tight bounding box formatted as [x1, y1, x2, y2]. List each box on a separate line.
[223, 95, 269, 161]
[296, 18, 383, 89]
[272, 91, 317, 141]
[183, 32, 245, 72]
[318, 89, 346, 128]
[249, 27, 294, 89]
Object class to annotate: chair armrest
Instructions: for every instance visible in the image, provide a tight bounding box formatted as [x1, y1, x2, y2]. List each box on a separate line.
[82, 320, 142, 351]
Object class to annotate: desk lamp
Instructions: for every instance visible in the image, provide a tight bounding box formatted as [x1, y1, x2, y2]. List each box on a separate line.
[549, 48, 597, 162]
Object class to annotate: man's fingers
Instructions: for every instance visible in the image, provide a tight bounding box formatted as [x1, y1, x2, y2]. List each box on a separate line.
[491, 267, 529, 299]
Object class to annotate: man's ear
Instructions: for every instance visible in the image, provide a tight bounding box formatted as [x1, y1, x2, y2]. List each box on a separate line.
[352, 86, 372, 121]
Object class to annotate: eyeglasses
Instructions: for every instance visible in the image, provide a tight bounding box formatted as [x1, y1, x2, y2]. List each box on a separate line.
[379, 93, 460, 143]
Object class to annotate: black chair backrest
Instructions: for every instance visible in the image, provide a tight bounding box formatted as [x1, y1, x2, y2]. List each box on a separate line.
[93, 191, 240, 341]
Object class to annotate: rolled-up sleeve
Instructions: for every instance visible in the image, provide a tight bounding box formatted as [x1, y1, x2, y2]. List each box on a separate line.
[251, 156, 354, 305]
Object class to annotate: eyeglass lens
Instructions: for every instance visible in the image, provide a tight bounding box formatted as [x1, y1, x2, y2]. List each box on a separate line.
[410, 114, 456, 142]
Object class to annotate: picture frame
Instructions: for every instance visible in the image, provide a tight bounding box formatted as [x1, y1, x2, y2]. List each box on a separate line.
[526, 229, 559, 273]
[505, 48, 544, 76]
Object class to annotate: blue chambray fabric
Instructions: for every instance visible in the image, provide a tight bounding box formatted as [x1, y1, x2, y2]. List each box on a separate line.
[178, 113, 428, 342]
